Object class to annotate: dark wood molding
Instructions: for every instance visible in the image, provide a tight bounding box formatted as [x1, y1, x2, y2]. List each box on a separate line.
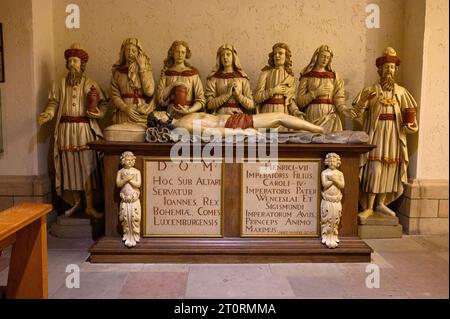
[90, 237, 373, 263]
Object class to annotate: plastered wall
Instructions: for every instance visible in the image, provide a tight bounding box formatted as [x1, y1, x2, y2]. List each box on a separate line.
[415, 0, 449, 180]
[0, 0, 36, 175]
[0, 0, 54, 175]
[51, 0, 372, 106]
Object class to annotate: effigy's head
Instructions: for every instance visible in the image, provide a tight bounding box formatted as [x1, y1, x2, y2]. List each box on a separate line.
[146, 111, 175, 143]
[147, 111, 174, 129]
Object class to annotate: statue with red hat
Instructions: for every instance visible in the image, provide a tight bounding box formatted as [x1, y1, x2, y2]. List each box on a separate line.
[351, 47, 419, 222]
[39, 43, 106, 219]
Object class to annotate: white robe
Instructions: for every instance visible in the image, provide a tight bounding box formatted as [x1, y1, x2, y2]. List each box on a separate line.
[253, 68, 295, 114]
[353, 83, 418, 206]
[156, 69, 205, 118]
[44, 76, 104, 196]
[205, 75, 254, 114]
[296, 72, 346, 134]
[110, 68, 155, 124]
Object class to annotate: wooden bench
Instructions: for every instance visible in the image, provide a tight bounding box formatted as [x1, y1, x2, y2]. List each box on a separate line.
[0, 203, 53, 299]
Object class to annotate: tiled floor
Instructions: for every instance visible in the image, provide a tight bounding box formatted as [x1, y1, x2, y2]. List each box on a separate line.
[0, 234, 448, 299]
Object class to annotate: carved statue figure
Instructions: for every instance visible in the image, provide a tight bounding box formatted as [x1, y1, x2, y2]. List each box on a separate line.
[146, 111, 324, 137]
[110, 38, 155, 125]
[156, 40, 205, 119]
[205, 44, 254, 114]
[352, 47, 419, 221]
[297, 45, 355, 134]
[39, 43, 104, 218]
[116, 151, 142, 248]
[320, 153, 345, 249]
[254, 43, 301, 118]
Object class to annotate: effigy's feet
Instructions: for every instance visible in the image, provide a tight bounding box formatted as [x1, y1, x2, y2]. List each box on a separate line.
[358, 209, 373, 224]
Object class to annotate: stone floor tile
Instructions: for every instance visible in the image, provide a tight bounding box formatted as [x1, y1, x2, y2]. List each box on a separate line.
[48, 271, 69, 296]
[373, 254, 448, 299]
[119, 272, 187, 299]
[51, 272, 129, 299]
[141, 264, 189, 272]
[47, 234, 95, 251]
[287, 276, 347, 298]
[406, 289, 448, 299]
[3, 230, 447, 299]
[434, 251, 449, 262]
[269, 263, 344, 278]
[371, 252, 394, 268]
[364, 237, 428, 252]
[47, 251, 90, 273]
[185, 264, 294, 298]
[377, 251, 449, 277]
[344, 289, 410, 299]
[342, 270, 410, 298]
[335, 262, 371, 276]
[338, 264, 402, 288]
[394, 272, 449, 299]
[410, 235, 449, 252]
[79, 262, 144, 272]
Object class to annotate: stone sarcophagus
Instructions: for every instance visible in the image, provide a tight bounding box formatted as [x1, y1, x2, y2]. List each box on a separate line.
[89, 140, 374, 263]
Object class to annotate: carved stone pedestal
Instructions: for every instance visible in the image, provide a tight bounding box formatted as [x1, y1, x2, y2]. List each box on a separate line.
[358, 211, 403, 239]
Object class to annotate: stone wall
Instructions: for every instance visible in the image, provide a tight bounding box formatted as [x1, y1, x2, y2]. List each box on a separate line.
[0, 175, 52, 211]
[398, 180, 449, 235]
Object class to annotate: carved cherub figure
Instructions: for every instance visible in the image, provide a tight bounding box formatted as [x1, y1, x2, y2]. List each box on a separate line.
[116, 151, 142, 248]
[321, 153, 345, 249]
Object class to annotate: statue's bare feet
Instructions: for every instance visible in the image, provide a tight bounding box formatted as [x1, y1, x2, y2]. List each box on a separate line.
[377, 203, 396, 217]
[64, 199, 82, 217]
[358, 209, 373, 224]
[86, 207, 104, 219]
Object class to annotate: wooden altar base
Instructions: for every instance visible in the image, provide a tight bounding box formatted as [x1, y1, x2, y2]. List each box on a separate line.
[90, 237, 372, 263]
[89, 140, 375, 263]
